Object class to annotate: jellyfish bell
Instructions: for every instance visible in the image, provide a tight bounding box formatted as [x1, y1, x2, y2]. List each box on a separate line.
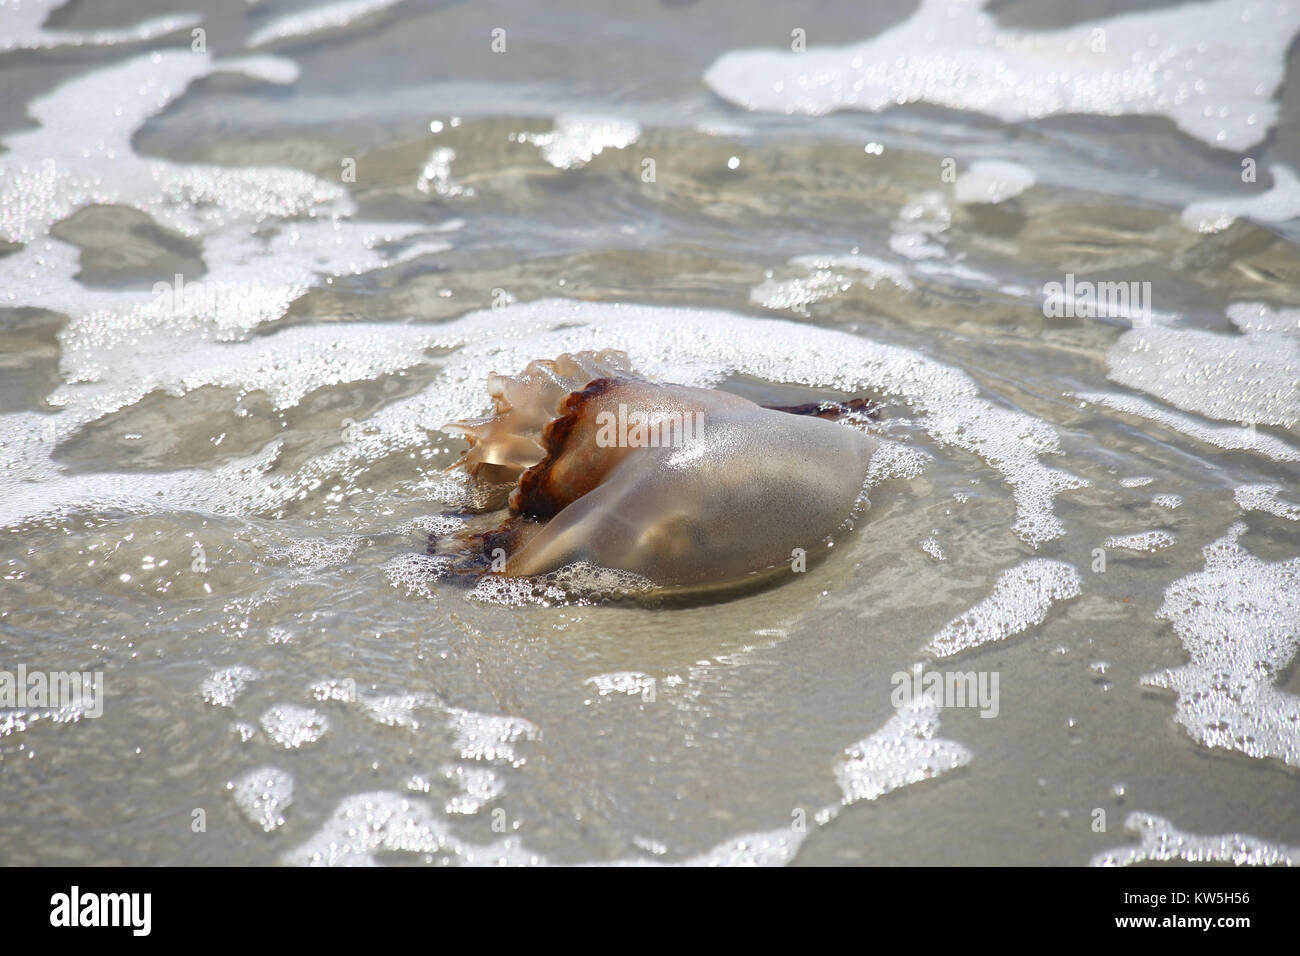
[435, 349, 881, 596]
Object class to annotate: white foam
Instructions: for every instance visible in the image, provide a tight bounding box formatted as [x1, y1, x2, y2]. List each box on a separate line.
[0, 0, 200, 52]
[441, 765, 504, 815]
[704, 0, 1300, 150]
[923, 559, 1082, 658]
[1104, 530, 1175, 552]
[284, 789, 811, 866]
[286, 685, 971, 866]
[953, 161, 1036, 205]
[284, 791, 539, 866]
[201, 666, 259, 708]
[611, 828, 809, 867]
[348, 686, 537, 765]
[519, 115, 640, 170]
[1235, 484, 1299, 521]
[1142, 522, 1300, 768]
[259, 704, 329, 749]
[2, 295, 1083, 549]
[1152, 494, 1183, 510]
[0, 48, 453, 528]
[1120, 476, 1155, 488]
[269, 536, 361, 570]
[1182, 165, 1300, 233]
[229, 766, 294, 832]
[381, 553, 451, 600]
[1092, 811, 1300, 866]
[865, 441, 932, 485]
[1227, 301, 1300, 337]
[417, 147, 474, 198]
[360, 692, 442, 730]
[0, 701, 91, 738]
[0, 51, 314, 244]
[751, 253, 913, 312]
[1105, 327, 1299, 429]
[584, 672, 656, 697]
[920, 535, 945, 562]
[834, 694, 972, 803]
[445, 707, 538, 766]
[1075, 392, 1300, 463]
[247, 0, 408, 47]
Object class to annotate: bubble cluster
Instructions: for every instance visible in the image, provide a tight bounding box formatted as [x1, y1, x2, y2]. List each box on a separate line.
[229, 767, 294, 833]
[1093, 812, 1300, 867]
[1104, 530, 1175, 552]
[704, 0, 1300, 151]
[201, 666, 260, 708]
[1143, 522, 1300, 768]
[834, 694, 972, 804]
[259, 705, 330, 750]
[923, 560, 1082, 659]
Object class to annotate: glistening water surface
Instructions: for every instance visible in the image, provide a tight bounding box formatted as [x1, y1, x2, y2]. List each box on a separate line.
[1, 0, 1298, 865]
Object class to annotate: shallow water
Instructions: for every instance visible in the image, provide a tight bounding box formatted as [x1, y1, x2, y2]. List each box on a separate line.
[1, 0, 1298, 865]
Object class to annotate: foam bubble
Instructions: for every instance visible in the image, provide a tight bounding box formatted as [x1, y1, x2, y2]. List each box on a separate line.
[0, 47, 454, 528]
[953, 161, 1036, 205]
[1092, 812, 1300, 866]
[703, 0, 1300, 151]
[1075, 392, 1300, 463]
[0, 700, 91, 738]
[268, 536, 361, 570]
[1227, 301, 1300, 337]
[1235, 484, 1299, 521]
[259, 705, 329, 749]
[347, 685, 538, 766]
[923, 559, 1082, 658]
[441, 765, 504, 815]
[417, 147, 474, 198]
[585, 672, 656, 697]
[1153, 494, 1183, 510]
[382, 553, 451, 600]
[519, 115, 640, 170]
[229, 766, 294, 833]
[834, 694, 972, 804]
[285, 789, 810, 866]
[1104, 530, 1175, 552]
[201, 666, 259, 708]
[751, 254, 913, 312]
[285, 675, 972, 865]
[284, 791, 539, 866]
[445, 707, 537, 766]
[0, 0, 201, 52]
[1142, 522, 1300, 768]
[1105, 327, 1299, 429]
[360, 692, 442, 730]
[1182, 164, 1300, 233]
[865, 441, 931, 484]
